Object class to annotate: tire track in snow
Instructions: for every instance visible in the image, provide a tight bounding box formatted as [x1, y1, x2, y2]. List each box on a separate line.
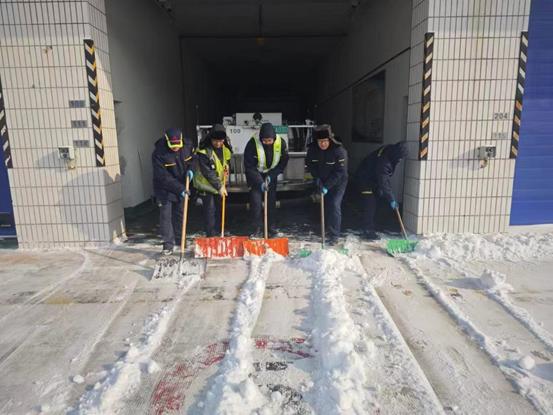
[69, 270, 201, 414]
[359, 281, 446, 414]
[199, 254, 278, 414]
[448, 259, 553, 353]
[403, 257, 553, 414]
[0, 250, 90, 325]
[35, 272, 138, 414]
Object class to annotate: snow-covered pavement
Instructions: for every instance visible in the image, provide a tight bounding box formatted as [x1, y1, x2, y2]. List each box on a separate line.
[0, 232, 552, 414]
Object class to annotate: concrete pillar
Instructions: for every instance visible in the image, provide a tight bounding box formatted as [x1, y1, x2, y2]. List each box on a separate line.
[404, 0, 531, 233]
[0, 0, 125, 247]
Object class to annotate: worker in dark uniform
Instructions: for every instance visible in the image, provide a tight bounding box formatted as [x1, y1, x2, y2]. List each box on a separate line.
[152, 128, 195, 255]
[306, 124, 348, 245]
[353, 141, 408, 240]
[193, 124, 232, 237]
[244, 122, 289, 237]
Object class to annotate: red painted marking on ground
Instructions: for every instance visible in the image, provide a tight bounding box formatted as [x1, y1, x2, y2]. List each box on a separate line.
[151, 363, 193, 415]
[255, 338, 268, 349]
[150, 337, 311, 413]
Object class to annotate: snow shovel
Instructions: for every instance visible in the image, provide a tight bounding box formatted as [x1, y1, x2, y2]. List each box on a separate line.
[243, 178, 289, 256]
[194, 174, 248, 259]
[152, 175, 200, 278]
[386, 207, 418, 256]
[298, 190, 347, 258]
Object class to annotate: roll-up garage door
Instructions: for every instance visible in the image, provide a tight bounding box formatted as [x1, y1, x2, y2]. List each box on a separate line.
[511, 0, 553, 225]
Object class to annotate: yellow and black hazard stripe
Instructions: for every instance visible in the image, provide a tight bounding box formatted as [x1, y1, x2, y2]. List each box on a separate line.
[419, 32, 434, 161]
[0, 76, 12, 169]
[84, 39, 105, 167]
[510, 32, 528, 159]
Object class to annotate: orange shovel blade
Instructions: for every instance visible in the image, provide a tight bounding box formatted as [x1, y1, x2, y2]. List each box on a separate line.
[194, 236, 249, 259]
[243, 238, 289, 257]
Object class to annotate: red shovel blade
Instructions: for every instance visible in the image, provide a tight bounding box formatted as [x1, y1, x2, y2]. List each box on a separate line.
[243, 238, 289, 257]
[194, 236, 249, 259]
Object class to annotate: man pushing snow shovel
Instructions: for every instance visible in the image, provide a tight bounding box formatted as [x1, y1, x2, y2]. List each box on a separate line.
[152, 128, 195, 256]
[244, 122, 289, 238]
[306, 124, 348, 246]
[353, 141, 417, 255]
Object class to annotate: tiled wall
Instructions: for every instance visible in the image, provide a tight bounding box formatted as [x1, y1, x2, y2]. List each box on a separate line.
[0, 0, 125, 248]
[404, 0, 531, 234]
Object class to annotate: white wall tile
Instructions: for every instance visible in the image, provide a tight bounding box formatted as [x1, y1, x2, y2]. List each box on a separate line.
[1, 0, 123, 247]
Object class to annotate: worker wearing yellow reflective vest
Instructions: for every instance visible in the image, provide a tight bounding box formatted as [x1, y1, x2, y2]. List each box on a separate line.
[193, 124, 232, 237]
[244, 122, 289, 237]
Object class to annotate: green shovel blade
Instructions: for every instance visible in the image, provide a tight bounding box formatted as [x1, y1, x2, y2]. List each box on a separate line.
[386, 239, 418, 256]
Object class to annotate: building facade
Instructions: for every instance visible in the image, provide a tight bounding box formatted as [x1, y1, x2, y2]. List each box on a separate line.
[0, 0, 551, 247]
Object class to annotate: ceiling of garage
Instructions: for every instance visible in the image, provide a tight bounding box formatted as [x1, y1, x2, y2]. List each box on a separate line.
[166, 0, 355, 37]
[156, 0, 357, 66]
[153, 0, 362, 117]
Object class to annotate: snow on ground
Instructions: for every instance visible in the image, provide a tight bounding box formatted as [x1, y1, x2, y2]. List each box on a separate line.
[413, 232, 553, 262]
[199, 254, 280, 414]
[1, 231, 552, 414]
[401, 231, 553, 414]
[69, 268, 201, 414]
[298, 250, 377, 414]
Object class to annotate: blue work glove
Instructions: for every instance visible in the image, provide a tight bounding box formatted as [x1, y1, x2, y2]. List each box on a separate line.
[180, 190, 191, 199]
[390, 200, 399, 210]
[314, 178, 327, 195]
[260, 176, 270, 192]
[186, 170, 194, 181]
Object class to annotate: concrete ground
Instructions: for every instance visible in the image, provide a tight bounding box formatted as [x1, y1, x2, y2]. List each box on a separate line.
[0, 233, 552, 414]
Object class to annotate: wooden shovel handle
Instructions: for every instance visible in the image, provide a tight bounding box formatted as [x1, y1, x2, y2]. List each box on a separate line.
[394, 207, 409, 240]
[264, 178, 269, 239]
[180, 175, 190, 255]
[221, 170, 226, 238]
[321, 192, 325, 248]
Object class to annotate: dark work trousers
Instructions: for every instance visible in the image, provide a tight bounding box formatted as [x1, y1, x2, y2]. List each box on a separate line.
[360, 192, 377, 232]
[159, 199, 183, 250]
[202, 193, 222, 237]
[249, 180, 277, 231]
[324, 182, 347, 239]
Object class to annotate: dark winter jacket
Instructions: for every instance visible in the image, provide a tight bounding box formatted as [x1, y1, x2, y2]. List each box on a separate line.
[306, 141, 348, 190]
[353, 142, 408, 202]
[152, 136, 194, 202]
[244, 137, 289, 187]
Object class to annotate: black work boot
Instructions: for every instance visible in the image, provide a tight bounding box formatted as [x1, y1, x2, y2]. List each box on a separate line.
[250, 226, 263, 239]
[161, 244, 174, 256]
[362, 231, 379, 241]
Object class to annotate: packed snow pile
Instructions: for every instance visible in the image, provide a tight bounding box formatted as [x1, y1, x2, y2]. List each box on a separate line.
[413, 232, 553, 262]
[200, 254, 279, 414]
[518, 355, 536, 371]
[479, 269, 514, 293]
[300, 250, 377, 414]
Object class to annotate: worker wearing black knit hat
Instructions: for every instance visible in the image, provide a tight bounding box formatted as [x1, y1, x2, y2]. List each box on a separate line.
[306, 124, 348, 245]
[194, 124, 233, 236]
[152, 127, 195, 255]
[244, 122, 289, 237]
